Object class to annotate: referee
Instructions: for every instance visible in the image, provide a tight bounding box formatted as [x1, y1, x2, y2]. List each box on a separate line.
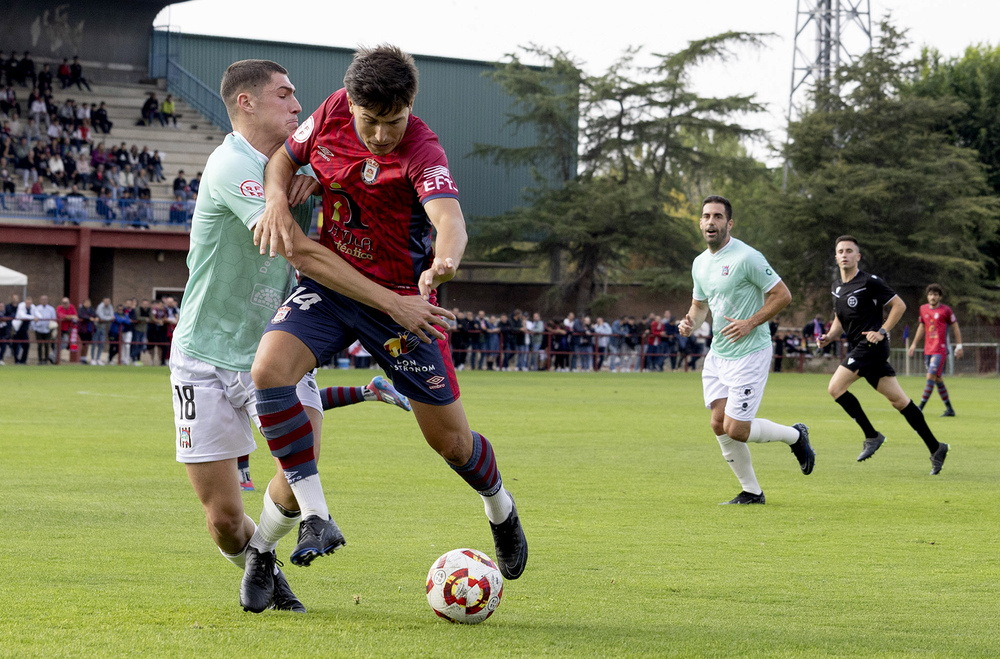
[818, 236, 949, 475]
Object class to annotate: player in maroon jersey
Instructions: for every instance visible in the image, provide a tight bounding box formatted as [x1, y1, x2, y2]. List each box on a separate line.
[907, 283, 964, 416]
[251, 45, 527, 582]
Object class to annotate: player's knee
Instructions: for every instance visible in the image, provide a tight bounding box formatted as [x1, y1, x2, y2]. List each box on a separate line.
[710, 420, 725, 436]
[827, 383, 843, 399]
[725, 425, 750, 442]
[205, 507, 246, 543]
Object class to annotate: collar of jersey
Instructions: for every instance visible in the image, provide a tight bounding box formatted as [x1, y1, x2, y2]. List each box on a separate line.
[710, 236, 737, 257]
[231, 131, 269, 165]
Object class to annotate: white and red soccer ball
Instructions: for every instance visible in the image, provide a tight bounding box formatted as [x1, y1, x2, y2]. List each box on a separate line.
[425, 548, 503, 624]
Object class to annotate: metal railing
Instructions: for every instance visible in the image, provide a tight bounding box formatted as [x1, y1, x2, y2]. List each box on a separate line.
[164, 58, 231, 133]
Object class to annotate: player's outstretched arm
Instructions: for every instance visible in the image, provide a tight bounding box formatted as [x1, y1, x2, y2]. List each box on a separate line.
[287, 228, 453, 343]
[907, 324, 925, 357]
[418, 197, 467, 300]
[255, 148, 299, 258]
[721, 281, 792, 343]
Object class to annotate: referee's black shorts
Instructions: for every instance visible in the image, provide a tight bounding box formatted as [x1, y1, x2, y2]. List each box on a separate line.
[842, 340, 895, 388]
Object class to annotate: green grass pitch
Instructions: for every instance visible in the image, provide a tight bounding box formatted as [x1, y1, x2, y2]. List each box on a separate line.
[2, 366, 999, 657]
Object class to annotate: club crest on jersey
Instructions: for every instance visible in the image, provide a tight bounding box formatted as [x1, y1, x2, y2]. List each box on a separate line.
[179, 427, 192, 449]
[847, 296, 858, 308]
[292, 116, 314, 143]
[384, 332, 420, 358]
[362, 158, 380, 184]
[240, 179, 264, 198]
[721, 265, 730, 276]
[271, 306, 291, 323]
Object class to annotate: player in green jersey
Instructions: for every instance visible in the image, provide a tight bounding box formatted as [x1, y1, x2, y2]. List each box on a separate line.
[679, 196, 815, 505]
[171, 59, 451, 613]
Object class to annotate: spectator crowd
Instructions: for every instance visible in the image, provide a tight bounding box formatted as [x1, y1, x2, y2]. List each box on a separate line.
[0, 292, 179, 366]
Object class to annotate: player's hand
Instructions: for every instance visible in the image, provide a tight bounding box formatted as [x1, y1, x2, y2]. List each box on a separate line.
[955, 345, 964, 359]
[387, 294, 456, 343]
[677, 314, 694, 337]
[907, 345, 915, 357]
[254, 201, 297, 258]
[721, 316, 753, 343]
[418, 257, 457, 301]
[287, 175, 321, 207]
[863, 330, 884, 344]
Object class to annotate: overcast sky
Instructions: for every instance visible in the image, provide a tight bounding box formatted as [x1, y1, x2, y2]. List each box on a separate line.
[156, 1, 1000, 162]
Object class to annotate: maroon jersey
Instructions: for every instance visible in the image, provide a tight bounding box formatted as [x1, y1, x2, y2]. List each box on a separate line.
[918, 303, 956, 355]
[285, 89, 459, 293]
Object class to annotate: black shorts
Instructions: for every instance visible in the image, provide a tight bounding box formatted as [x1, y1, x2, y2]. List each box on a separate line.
[842, 340, 895, 389]
[263, 277, 459, 406]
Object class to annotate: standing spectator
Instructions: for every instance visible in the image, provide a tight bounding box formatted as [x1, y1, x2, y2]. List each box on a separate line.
[169, 192, 187, 224]
[77, 298, 95, 363]
[92, 296, 114, 364]
[160, 94, 178, 127]
[13, 295, 33, 364]
[32, 294, 57, 364]
[69, 56, 91, 91]
[0, 293, 18, 365]
[593, 316, 612, 371]
[92, 102, 113, 133]
[57, 59, 71, 88]
[644, 314, 665, 371]
[1, 156, 15, 195]
[147, 298, 166, 364]
[107, 303, 131, 364]
[528, 312, 545, 371]
[515, 310, 531, 371]
[120, 298, 135, 364]
[663, 310, 680, 370]
[141, 93, 160, 126]
[572, 314, 592, 371]
[499, 312, 519, 370]
[622, 315, 641, 372]
[130, 299, 151, 365]
[802, 315, 824, 354]
[56, 296, 78, 355]
[690, 320, 712, 371]
[547, 318, 568, 371]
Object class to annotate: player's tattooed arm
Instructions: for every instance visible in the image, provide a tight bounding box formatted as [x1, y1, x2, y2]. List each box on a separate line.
[721, 281, 792, 343]
[418, 197, 467, 301]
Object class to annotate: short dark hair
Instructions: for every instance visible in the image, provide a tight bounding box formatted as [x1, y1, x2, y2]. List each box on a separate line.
[926, 283, 944, 296]
[343, 44, 418, 116]
[220, 59, 287, 118]
[835, 235, 859, 249]
[702, 195, 732, 220]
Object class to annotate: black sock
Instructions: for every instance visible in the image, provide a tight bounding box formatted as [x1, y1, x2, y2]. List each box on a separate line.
[834, 391, 878, 438]
[900, 401, 941, 453]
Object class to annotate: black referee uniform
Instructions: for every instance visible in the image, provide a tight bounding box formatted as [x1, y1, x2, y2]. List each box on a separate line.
[832, 270, 897, 388]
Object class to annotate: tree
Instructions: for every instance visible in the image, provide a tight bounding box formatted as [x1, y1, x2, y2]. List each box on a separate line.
[777, 21, 1000, 317]
[911, 43, 1000, 282]
[473, 35, 771, 314]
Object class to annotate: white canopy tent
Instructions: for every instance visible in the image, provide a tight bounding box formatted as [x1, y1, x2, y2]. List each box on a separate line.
[0, 264, 28, 300]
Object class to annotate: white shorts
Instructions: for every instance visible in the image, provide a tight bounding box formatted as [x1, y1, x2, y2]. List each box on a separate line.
[701, 346, 772, 422]
[169, 349, 323, 464]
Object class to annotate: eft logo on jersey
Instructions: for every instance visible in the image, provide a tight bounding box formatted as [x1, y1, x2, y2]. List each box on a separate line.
[240, 180, 264, 198]
[384, 332, 420, 358]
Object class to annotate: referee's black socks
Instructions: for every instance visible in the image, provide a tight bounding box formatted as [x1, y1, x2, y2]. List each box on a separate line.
[900, 401, 941, 454]
[834, 391, 878, 439]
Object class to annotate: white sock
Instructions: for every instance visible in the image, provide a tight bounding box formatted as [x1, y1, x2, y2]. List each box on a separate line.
[747, 418, 800, 445]
[219, 516, 256, 569]
[249, 484, 301, 553]
[288, 473, 330, 520]
[482, 487, 513, 524]
[717, 434, 762, 495]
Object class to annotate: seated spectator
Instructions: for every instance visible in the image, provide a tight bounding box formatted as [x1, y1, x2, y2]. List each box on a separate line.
[92, 102, 112, 133]
[29, 92, 47, 125]
[75, 99, 90, 128]
[149, 150, 163, 181]
[74, 152, 91, 185]
[23, 117, 42, 145]
[37, 63, 53, 95]
[57, 99, 75, 130]
[172, 170, 187, 199]
[46, 118, 62, 142]
[133, 167, 149, 196]
[7, 111, 23, 138]
[70, 119, 91, 151]
[119, 164, 135, 197]
[96, 187, 116, 224]
[189, 171, 201, 196]
[90, 143, 108, 168]
[57, 58, 71, 88]
[0, 85, 20, 116]
[65, 184, 86, 221]
[160, 94, 177, 128]
[89, 163, 110, 195]
[0, 156, 14, 194]
[69, 56, 91, 91]
[141, 93, 160, 126]
[47, 149, 67, 187]
[17, 52, 36, 88]
[169, 193, 187, 224]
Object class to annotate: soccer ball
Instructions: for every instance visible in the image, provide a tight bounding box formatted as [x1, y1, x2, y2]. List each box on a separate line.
[425, 548, 503, 624]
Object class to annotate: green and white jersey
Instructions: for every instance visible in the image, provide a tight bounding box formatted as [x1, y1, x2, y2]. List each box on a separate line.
[691, 237, 782, 360]
[173, 132, 313, 372]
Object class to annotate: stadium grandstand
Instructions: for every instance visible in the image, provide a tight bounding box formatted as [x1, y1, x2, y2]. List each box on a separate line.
[0, 0, 538, 311]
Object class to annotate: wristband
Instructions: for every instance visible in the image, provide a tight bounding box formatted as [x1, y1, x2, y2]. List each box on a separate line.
[955, 344, 963, 351]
